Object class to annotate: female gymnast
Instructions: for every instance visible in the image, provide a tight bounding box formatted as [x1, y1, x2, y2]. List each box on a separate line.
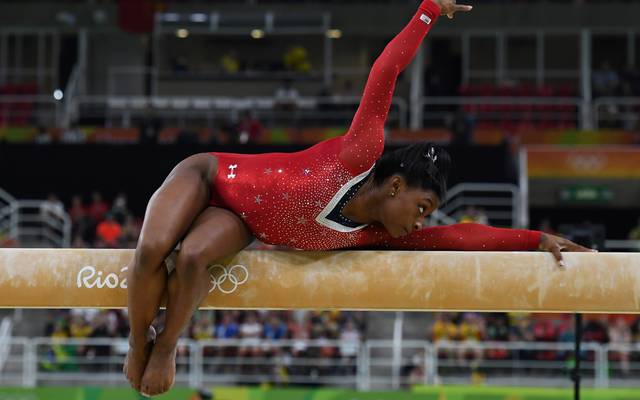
[124, 0, 592, 396]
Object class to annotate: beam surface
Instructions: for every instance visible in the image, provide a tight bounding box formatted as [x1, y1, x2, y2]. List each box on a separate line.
[0, 249, 638, 312]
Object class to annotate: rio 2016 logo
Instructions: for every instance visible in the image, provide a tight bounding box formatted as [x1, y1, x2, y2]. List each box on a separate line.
[76, 264, 249, 294]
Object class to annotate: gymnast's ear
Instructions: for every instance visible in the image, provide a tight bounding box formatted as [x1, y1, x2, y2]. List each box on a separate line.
[385, 174, 408, 193]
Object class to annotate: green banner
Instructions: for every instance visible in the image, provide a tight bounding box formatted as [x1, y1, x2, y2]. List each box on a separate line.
[0, 386, 639, 400]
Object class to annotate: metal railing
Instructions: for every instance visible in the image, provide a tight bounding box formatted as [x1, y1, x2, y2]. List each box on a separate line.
[74, 95, 408, 130]
[2, 337, 639, 390]
[9, 200, 72, 248]
[429, 183, 522, 228]
[8, 93, 640, 136]
[0, 317, 13, 374]
[0, 188, 71, 248]
[0, 187, 18, 244]
[593, 97, 640, 131]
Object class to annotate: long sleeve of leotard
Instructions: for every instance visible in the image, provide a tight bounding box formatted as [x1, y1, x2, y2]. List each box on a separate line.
[339, 0, 441, 174]
[365, 223, 542, 251]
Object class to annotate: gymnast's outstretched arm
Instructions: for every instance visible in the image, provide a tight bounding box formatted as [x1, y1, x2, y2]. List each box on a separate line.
[339, 0, 471, 173]
[364, 223, 594, 265]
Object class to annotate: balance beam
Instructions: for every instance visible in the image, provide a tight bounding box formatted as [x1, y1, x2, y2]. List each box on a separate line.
[0, 249, 638, 313]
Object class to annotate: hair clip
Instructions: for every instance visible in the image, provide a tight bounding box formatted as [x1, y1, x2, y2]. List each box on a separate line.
[423, 147, 438, 163]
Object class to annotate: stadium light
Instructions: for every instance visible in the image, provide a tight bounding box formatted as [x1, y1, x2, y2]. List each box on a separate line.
[176, 29, 189, 39]
[326, 29, 342, 39]
[53, 89, 64, 101]
[251, 29, 265, 39]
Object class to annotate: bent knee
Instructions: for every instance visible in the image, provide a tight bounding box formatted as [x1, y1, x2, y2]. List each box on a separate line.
[174, 245, 215, 275]
[133, 239, 176, 275]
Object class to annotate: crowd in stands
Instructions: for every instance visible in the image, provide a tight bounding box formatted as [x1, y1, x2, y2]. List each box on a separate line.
[42, 307, 366, 383]
[421, 312, 636, 377]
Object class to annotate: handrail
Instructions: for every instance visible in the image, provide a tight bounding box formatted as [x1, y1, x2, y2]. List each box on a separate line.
[3, 336, 639, 389]
[593, 97, 640, 130]
[0, 317, 13, 373]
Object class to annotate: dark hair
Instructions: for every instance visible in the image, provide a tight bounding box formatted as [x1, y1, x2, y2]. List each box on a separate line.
[371, 142, 451, 201]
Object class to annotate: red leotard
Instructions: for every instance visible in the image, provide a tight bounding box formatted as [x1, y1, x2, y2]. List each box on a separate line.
[209, 0, 541, 251]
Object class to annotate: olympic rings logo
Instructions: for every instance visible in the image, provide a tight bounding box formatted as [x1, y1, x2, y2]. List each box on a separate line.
[208, 264, 249, 294]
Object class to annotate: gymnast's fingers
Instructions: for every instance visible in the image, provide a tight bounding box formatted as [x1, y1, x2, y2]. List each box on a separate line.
[455, 4, 473, 13]
[549, 244, 565, 268]
[564, 240, 597, 253]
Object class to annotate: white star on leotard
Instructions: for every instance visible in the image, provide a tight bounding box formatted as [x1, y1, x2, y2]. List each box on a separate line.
[255, 195, 262, 204]
[282, 193, 289, 200]
[264, 168, 272, 175]
[297, 216, 307, 225]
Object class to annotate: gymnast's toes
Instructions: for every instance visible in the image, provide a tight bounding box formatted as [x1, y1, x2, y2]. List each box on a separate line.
[140, 342, 177, 396]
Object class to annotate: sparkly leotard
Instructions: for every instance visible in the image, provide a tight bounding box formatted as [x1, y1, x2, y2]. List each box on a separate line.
[209, 0, 541, 251]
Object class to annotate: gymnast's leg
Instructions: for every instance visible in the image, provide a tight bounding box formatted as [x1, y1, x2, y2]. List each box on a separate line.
[124, 153, 216, 391]
[140, 207, 253, 396]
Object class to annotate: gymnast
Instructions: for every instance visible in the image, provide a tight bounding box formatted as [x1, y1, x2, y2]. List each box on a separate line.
[124, 0, 592, 396]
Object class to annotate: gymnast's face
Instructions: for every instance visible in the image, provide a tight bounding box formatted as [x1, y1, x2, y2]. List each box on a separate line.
[379, 175, 439, 238]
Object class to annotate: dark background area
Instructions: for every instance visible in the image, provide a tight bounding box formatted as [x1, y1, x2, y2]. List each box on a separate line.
[0, 143, 516, 215]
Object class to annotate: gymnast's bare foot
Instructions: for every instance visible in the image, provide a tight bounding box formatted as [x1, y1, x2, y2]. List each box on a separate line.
[124, 326, 156, 392]
[140, 338, 177, 397]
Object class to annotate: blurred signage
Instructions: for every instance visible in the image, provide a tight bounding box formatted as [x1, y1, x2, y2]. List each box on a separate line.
[527, 146, 640, 178]
[559, 186, 613, 204]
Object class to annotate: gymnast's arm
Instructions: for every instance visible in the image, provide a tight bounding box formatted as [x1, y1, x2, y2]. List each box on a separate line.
[363, 223, 594, 264]
[370, 223, 542, 251]
[338, 0, 445, 173]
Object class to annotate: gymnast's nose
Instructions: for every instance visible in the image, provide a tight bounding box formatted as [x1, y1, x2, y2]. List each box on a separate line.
[413, 220, 423, 231]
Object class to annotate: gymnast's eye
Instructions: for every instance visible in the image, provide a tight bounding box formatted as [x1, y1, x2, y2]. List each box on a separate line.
[418, 206, 425, 214]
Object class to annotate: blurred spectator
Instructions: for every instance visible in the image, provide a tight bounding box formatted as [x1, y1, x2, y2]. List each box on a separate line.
[40, 193, 65, 219]
[68, 195, 94, 242]
[120, 214, 141, 247]
[339, 319, 360, 374]
[237, 111, 265, 144]
[263, 313, 288, 340]
[192, 314, 215, 341]
[239, 312, 263, 358]
[449, 110, 474, 145]
[88, 191, 109, 223]
[109, 193, 130, 224]
[458, 206, 489, 225]
[592, 61, 620, 98]
[583, 315, 609, 343]
[220, 50, 241, 74]
[96, 213, 122, 247]
[431, 313, 458, 343]
[274, 79, 300, 127]
[215, 311, 239, 339]
[608, 316, 632, 376]
[457, 313, 484, 369]
[283, 46, 311, 74]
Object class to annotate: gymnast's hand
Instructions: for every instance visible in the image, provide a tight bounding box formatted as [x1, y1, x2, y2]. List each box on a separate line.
[431, 0, 473, 19]
[538, 233, 596, 268]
